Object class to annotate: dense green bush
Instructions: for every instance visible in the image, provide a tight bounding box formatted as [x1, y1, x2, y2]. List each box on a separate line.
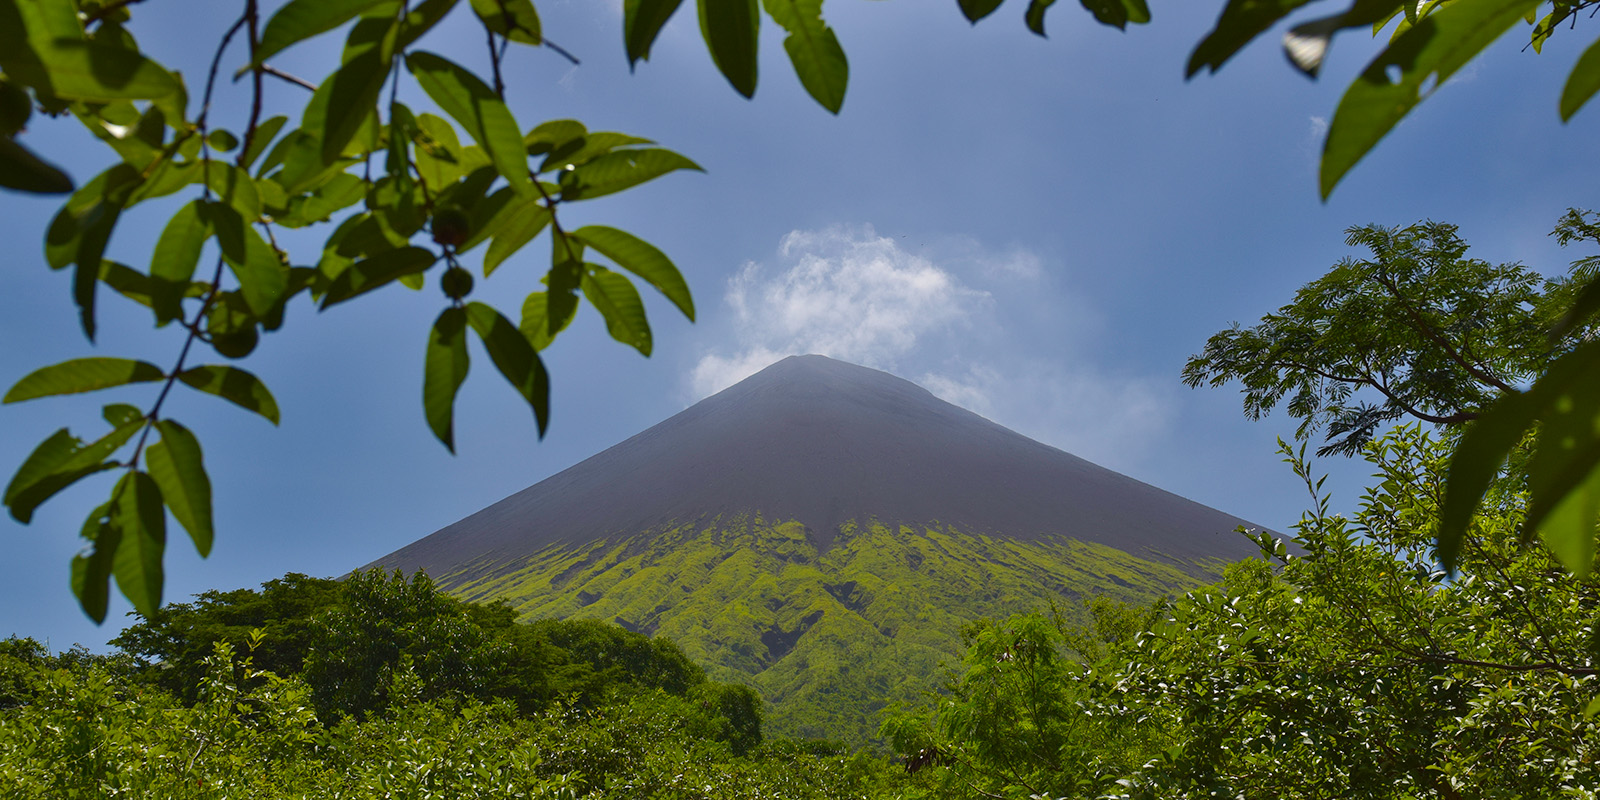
[887, 428, 1600, 799]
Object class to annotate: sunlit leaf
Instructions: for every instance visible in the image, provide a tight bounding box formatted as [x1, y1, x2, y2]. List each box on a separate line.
[321, 49, 389, 165]
[110, 470, 165, 618]
[4, 412, 142, 524]
[763, 0, 848, 112]
[519, 290, 575, 350]
[1439, 389, 1539, 573]
[583, 266, 653, 356]
[253, 0, 395, 68]
[423, 306, 470, 452]
[1321, 0, 1540, 198]
[698, 0, 760, 98]
[465, 301, 549, 436]
[149, 200, 209, 324]
[241, 115, 289, 171]
[559, 148, 701, 201]
[199, 162, 262, 220]
[72, 502, 117, 623]
[405, 52, 534, 197]
[144, 419, 213, 557]
[4, 357, 164, 403]
[539, 131, 654, 174]
[4, 39, 179, 102]
[321, 245, 439, 307]
[571, 225, 694, 320]
[204, 202, 288, 317]
[1559, 36, 1600, 121]
[176, 365, 281, 424]
[469, 0, 541, 43]
[483, 200, 551, 276]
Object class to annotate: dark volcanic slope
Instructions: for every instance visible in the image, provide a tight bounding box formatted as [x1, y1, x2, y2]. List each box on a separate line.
[374, 355, 1263, 577]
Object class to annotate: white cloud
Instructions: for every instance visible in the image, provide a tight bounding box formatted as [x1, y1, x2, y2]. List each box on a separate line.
[690, 224, 987, 396]
[689, 225, 1174, 470]
[918, 362, 1172, 471]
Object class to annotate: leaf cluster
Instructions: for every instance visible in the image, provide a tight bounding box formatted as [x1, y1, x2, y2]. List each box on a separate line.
[1185, 217, 1576, 458]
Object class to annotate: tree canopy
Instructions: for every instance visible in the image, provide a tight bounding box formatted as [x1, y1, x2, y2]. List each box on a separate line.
[1186, 217, 1592, 457]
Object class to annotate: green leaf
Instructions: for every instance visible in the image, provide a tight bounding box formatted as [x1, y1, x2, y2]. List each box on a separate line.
[1536, 463, 1599, 576]
[5, 39, 179, 102]
[320, 245, 438, 307]
[1439, 389, 1538, 573]
[72, 503, 117, 624]
[1552, 273, 1600, 343]
[538, 131, 655, 174]
[559, 148, 702, 201]
[548, 234, 584, 337]
[1188, 0, 1323, 76]
[0, 132, 73, 193]
[698, 0, 760, 98]
[957, 0, 1005, 23]
[1559, 36, 1600, 121]
[199, 162, 262, 220]
[149, 200, 209, 324]
[4, 357, 164, 403]
[242, 115, 289, 171]
[1025, 0, 1058, 36]
[254, 0, 396, 68]
[483, 200, 551, 276]
[424, 306, 470, 452]
[1078, 0, 1149, 29]
[321, 49, 390, 165]
[405, 52, 534, 198]
[625, 0, 685, 67]
[1282, 0, 1410, 78]
[110, 470, 165, 618]
[465, 301, 549, 436]
[204, 202, 288, 318]
[176, 365, 281, 424]
[46, 163, 141, 340]
[763, 0, 849, 113]
[4, 415, 142, 524]
[583, 266, 653, 356]
[524, 118, 587, 157]
[469, 0, 541, 43]
[519, 290, 575, 350]
[144, 420, 212, 557]
[1321, 0, 1539, 198]
[571, 225, 695, 320]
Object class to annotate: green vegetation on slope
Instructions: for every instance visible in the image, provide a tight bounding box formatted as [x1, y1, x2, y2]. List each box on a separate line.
[444, 518, 1216, 742]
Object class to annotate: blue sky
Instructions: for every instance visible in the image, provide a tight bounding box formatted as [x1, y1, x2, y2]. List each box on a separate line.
[3, 0, 1596, 649]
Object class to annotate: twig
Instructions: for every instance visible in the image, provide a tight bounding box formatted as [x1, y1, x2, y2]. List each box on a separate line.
[261, 65, 317, 92]
[543, 38, 580, 66]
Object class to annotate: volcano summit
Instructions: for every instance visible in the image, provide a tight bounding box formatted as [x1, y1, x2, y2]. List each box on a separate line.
[372, 355, 1264, 740]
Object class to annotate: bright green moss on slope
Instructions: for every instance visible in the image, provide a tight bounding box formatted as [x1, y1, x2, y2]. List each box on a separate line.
[441, 516, 1222, 743]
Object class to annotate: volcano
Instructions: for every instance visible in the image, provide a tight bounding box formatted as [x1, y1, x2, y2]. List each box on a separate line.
[371, 354, 1265, 740]
[377, 354, 1260, 576]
